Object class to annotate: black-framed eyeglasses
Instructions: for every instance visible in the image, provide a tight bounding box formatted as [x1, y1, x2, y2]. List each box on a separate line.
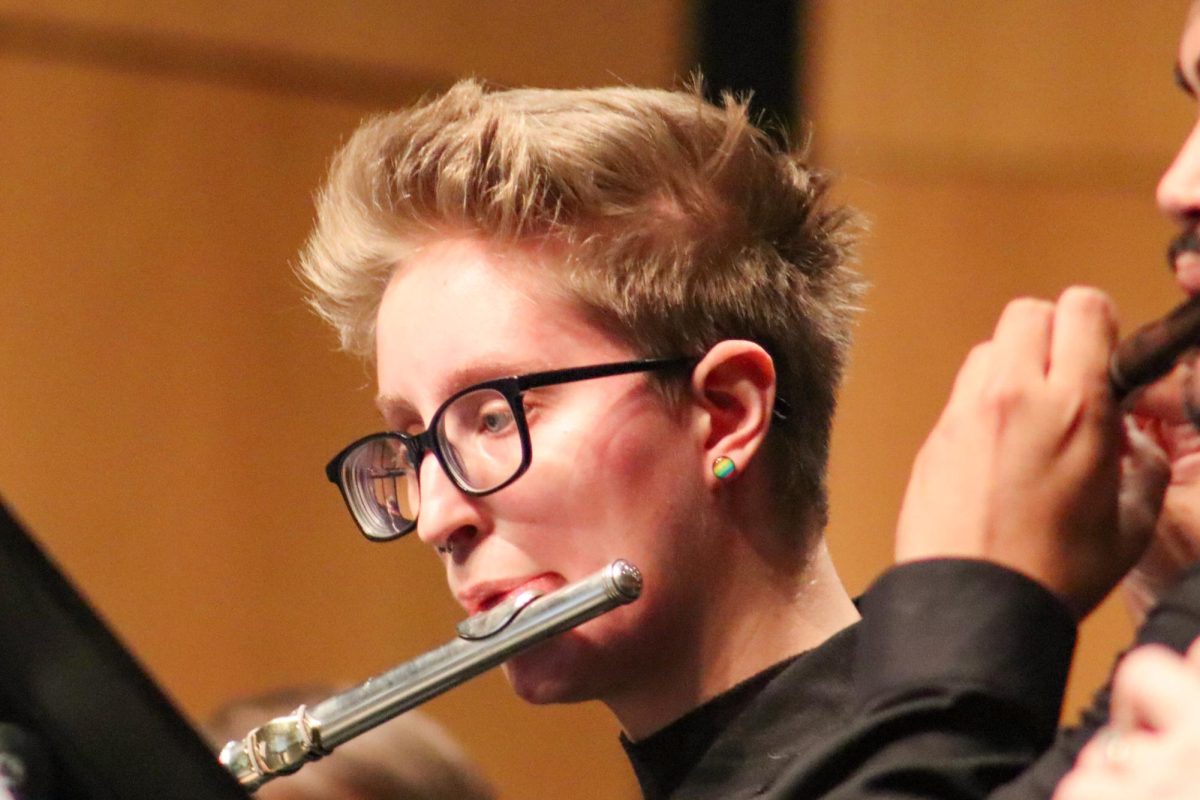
[325, 356, 700, 542]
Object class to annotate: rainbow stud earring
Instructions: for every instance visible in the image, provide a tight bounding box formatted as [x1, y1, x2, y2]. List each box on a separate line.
[712, 455, 736, 480]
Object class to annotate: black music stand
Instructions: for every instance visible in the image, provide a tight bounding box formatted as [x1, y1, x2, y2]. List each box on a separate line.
[0, 498, 250, 799]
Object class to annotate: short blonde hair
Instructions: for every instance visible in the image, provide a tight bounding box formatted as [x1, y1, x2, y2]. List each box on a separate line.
[299, 79, 863, 530]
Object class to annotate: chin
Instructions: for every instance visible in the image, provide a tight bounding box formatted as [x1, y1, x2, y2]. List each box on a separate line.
[500, 631, 610, 706]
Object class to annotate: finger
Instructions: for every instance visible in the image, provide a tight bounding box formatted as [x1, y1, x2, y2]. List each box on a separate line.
[1120, 417, 1169, 505]
[944, 341, 994, 407]
[1118, 418, 1170, 561]
[1112, 644, 1199, 731]
[1132, 359, 1192, 423]
[1048, 286, 1119, 394]
[989, 297, 1055, 383]
[1074, 727, 1114, 770]
[1076, 726, 1153, 772]
[1053, 770, 1125, 800]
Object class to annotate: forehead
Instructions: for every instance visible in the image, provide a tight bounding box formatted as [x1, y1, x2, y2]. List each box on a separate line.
[374, 237, 628, 412]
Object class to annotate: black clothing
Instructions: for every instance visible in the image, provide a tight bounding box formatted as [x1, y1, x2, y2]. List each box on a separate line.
[623, 628, 857, 800]
[995, 560, 1200, 799]
[621, 655, 800, 799]
[621, 559, 1077, 799]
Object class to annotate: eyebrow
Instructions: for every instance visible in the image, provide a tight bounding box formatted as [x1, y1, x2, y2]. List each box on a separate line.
[1176, 61, 1197, 97]
[374, 393, 417, 427]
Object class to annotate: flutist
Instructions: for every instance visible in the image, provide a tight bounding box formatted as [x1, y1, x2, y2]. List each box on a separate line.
[285, 79, 1128, 800]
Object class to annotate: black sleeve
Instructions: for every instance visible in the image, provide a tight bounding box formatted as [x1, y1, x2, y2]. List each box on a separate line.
[993, 561, 1200, 800]
[768, 559, 1077, 800]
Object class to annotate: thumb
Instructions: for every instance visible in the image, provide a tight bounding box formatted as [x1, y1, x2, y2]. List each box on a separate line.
[1131, 359, 1192, 424]
[1118, 416, 1169, 560]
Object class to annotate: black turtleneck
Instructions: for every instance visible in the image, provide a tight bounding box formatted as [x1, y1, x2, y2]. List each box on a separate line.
[614, 560, 1081, 800]
[620, 654, 801, 799]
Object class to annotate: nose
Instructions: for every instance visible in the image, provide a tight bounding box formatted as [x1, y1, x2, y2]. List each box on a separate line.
[414, 452, 484, 556]
[1158, 119, 1200, 222]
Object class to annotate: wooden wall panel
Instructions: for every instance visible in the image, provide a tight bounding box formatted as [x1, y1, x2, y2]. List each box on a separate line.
[0, 4, 685, 798]
[810, 2, 1185, 184]
[0, 1, 685, 89]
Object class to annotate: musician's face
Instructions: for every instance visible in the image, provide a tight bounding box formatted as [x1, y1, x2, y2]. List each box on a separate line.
[374, 236, 714, 706]
[1160, 1, 1200, 296]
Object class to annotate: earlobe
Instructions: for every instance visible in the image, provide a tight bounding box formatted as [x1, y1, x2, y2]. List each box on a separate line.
[690, 340, 776, 485]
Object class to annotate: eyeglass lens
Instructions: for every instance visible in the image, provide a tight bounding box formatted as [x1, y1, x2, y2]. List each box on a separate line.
[342, 387, 525, 538]
[435, 387, 524, 489]
[340, 437, 417, 539]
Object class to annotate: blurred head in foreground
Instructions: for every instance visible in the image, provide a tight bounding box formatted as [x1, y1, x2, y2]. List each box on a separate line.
[205, 686, 496, 800]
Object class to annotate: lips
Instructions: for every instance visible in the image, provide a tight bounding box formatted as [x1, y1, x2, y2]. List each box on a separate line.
[1169, 229, 1200, 296]
[1140, 410, 1200, 485]
[1176, 253, 1200, 296]
[456, 572, 564, 616]
[1164, 423, 1200, 484]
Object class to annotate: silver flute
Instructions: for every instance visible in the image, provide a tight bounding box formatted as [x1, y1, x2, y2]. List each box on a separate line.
[219, 559, 642, 792]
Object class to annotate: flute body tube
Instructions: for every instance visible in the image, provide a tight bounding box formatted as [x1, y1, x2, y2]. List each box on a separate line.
[1109, 291, 1200, 402]
[219, 559, 642, 792]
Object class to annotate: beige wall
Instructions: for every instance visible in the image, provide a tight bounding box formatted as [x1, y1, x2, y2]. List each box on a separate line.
[809, 1, 1190, 718]
[0, 2, 1191, 798]
[0, 4, 683, 798]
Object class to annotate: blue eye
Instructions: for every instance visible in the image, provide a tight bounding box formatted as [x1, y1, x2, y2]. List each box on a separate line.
[480, 408, 514, 433]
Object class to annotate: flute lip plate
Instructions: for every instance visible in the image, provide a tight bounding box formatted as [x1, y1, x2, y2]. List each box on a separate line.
[455, 588, 543, 640]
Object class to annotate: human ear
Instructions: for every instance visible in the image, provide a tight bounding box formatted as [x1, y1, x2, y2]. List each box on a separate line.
[689, 340, 776, 485]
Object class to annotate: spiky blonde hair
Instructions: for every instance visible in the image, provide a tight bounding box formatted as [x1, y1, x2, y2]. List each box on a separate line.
[299, 79, 864, 530]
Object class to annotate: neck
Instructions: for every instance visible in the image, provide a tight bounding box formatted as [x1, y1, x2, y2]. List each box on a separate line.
[607, 533, 859, 740]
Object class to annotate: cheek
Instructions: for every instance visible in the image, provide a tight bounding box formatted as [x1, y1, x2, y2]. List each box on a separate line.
[569, 421, 706, 565]
[576, 413, 695, 498]
[496, 412, 703, 563]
